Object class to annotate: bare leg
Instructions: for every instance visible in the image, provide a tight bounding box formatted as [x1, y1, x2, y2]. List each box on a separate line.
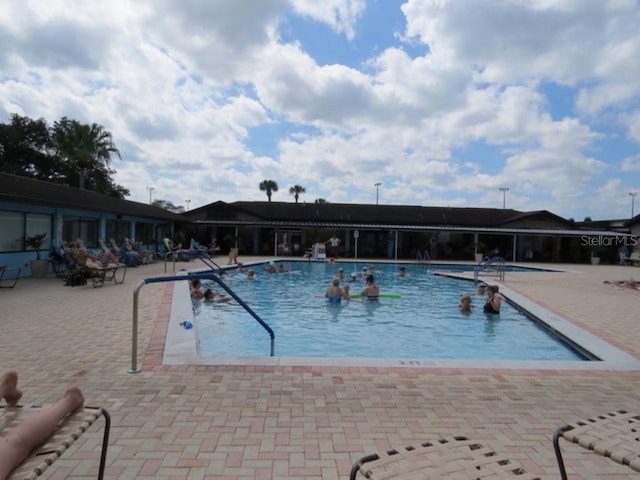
[0, 371, 22, 407]
[0, 387, 84, 480]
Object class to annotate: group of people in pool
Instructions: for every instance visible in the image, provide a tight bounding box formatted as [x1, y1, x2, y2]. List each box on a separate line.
[324, 265, 389, 305]
[190, 278, 232, 303]
[458, 283, 505, 315]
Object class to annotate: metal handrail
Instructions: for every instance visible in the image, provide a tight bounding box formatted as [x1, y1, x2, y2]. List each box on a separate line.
[416, 249, 430, 262]
[197, 256, 225, 275]
[473, 256, 505, 284]
[129, 272, 275, 373]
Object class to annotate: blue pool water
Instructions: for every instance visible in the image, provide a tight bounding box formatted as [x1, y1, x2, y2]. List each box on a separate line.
[194, 262, 584, 361]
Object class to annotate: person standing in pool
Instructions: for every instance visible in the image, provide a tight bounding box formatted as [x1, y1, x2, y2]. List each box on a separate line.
[360, 274, 380, 301]
[483, 285, 503, 314]
[325, 278, 349, 305]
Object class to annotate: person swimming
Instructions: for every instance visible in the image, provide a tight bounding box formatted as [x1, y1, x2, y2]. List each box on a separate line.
[458, 294, 474, 314]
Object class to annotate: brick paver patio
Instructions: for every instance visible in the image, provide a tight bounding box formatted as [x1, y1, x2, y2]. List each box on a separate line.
[1, 259, 639, 479]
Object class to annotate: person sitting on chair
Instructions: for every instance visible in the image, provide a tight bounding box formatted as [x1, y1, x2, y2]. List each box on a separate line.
[0, 371, 85, 480]
[65, 242, 123, 268]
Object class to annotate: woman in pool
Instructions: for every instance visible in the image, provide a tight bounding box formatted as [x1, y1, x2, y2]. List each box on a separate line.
[360, 274, 380, 301]
[325, 278, 349, 305]
[483, 285, 503, 314]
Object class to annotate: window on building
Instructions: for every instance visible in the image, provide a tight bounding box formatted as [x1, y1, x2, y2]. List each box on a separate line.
[0, 211, 52, 252]
[62, 217, 98, 247]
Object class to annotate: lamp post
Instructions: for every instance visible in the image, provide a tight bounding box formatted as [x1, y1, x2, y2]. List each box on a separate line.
[185, 199, 191, 211]
[630, 192, 638, 218]
[374, 182, 382, 205]
[146, 186, 155, 204]
[499, 187, 509, 209]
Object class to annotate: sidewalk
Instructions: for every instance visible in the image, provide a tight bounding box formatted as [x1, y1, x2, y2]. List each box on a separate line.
[1, 259, 639, 479]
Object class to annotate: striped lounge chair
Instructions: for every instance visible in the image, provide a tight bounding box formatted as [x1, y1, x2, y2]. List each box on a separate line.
[1, 403, 110, 480]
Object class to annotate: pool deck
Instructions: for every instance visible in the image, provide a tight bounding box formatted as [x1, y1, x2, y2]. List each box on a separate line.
[2, 258, 640, 479]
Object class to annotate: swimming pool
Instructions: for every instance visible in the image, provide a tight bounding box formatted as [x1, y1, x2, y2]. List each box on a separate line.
[193, 262, 585, 361]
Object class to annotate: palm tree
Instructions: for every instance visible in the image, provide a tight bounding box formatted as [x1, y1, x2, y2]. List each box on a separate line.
[259, 179, 279, 202]
[52, 117, 121, 190]
[289, 185, 306, 203]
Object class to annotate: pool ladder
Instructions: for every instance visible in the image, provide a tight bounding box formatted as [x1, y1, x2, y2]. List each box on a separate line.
[416, 249, 431, 266]
[473, 256, 505, 284]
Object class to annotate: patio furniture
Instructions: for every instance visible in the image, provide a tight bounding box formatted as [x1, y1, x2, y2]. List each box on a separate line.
[1, 404, 110, 480]
[56, 246, 126, 288]
[627, 252, 640, 266]
[0, 265, 21, 289]
[553, 409, 640, 480]
[350, 436, 541, 479]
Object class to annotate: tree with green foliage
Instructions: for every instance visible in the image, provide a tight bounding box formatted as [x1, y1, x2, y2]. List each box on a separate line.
[151, 199, 185, 213]
[51, 117, 121, 190]
[289, 184, 306, 203]
[0, 114, 55, 180]
[259, 179, 279, 202]
[315, 198, 327, 204]
[0, 114, 129, 198]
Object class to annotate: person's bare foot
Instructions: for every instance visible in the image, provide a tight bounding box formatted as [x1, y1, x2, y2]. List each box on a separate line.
[65, 386, 85, 409]
[1, 370, 23, 406]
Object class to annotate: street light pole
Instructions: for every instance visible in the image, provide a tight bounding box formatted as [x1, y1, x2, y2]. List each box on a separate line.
[499, 187, 509, 209]
[185, 199, 191, 211]
[630, 192, 638, 218]
[146, 186, 155, 204]
[374, 182, 382, 205]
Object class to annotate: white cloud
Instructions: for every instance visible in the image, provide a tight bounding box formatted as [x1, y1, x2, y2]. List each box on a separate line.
[290, 0, 365, 40]
[621, 154, 640, 173]
[1, 0, 640, 219]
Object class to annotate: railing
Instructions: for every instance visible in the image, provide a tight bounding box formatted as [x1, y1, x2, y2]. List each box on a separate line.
[416, 249, 431, 265]
[129, 272, 275, 373]
[163, 249, 223, 273]
[197, 255, 225, 275]
[473, 256, 506, 284]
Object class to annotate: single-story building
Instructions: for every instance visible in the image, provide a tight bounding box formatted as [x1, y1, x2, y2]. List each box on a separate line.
[2, 173, 637, 280]
[0, 173, 183, 278]
[183, 201, 638, 264]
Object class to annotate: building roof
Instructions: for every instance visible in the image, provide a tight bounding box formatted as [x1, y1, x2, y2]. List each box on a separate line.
[186, 201, 635, 237]
[187, 200, 573, 227]
[0, 173, 182, 221]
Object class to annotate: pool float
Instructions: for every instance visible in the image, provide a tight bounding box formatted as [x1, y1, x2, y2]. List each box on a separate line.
[348, 293, 401, 298]
[315, 294, 362, 302]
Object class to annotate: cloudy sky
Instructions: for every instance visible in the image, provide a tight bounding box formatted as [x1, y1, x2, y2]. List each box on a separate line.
[2, 0, 640, 220]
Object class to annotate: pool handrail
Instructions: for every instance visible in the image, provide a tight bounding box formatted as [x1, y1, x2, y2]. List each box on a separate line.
[129, 272, 275, 373]
[473, 256, 505, 284]
[197, 256, 225, 275]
